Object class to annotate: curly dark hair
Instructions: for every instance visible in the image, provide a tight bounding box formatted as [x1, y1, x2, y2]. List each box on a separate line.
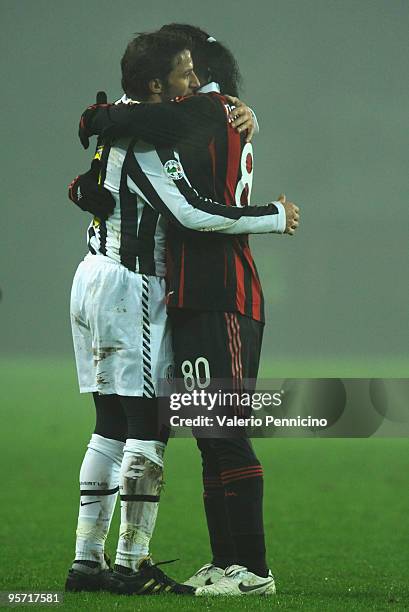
[160, 23, 242, 96]
[121, 30, 192, 100]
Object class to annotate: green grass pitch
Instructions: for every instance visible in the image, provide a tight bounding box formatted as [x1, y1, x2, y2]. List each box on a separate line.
[1, 359, 408, 610]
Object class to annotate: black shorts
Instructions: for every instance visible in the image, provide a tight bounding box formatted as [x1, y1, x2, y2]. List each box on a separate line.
[169, 309, 264, 392]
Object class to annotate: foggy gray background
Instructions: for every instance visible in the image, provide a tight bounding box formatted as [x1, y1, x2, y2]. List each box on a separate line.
[1, 0, 408, 364]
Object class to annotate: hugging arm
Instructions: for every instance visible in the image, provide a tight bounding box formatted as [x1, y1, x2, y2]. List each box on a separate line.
[79, 95, 221, 149]
[125, 148, 286, 235]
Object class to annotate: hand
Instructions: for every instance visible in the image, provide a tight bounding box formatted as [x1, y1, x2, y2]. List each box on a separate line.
[278, 193, 300, 235]
[225, 95, 255, 142]
[68, 158, 115, 220]
[78, 91, 110, 149]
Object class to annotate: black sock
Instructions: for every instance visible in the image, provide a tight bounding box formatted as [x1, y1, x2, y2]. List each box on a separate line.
[222, 467, 268, 577]
[203, 475, 236, 569]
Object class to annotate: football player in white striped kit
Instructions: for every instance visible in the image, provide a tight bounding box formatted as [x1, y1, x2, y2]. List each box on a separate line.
[66, 30, 291, 596]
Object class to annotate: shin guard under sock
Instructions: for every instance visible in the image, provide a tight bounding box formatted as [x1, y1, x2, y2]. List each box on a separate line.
[115, 439, 165, 570]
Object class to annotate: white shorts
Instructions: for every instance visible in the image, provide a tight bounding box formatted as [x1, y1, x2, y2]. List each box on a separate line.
[70, 254, 173, 396]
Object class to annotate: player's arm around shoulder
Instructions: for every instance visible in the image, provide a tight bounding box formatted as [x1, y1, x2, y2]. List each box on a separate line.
[80, 94, 222, 149]
[171, 93, 225, 145]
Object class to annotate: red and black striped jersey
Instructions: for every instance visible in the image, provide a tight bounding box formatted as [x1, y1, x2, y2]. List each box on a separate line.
[166, 93, 264, 321]
[88, 90, 281, 322]
[166, 92, 265, 322]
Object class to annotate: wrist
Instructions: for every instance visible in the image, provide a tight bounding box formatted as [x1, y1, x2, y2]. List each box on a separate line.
[271, 201, 286, 233]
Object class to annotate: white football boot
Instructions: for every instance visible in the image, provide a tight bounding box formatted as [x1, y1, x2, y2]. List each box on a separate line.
[195, 564, 276, 596]
[184, 563, 225, 588]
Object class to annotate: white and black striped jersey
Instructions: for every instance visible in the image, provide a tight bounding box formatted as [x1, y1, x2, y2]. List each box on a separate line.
[87, 134, 285, 277]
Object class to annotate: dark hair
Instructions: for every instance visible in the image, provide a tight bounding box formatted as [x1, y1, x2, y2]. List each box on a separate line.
[121, 30, 192, 100]
[160, 24, 242, 96]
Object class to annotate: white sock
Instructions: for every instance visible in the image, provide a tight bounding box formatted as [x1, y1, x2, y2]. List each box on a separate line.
[115, 439, 165, 571]
[75, 434, 124, 564]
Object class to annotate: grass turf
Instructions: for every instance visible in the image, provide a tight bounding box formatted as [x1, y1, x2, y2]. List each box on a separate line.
[0, 359, 408, 610]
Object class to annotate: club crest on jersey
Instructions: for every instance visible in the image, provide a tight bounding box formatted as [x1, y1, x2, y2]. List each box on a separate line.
[164, 159, 185, 180]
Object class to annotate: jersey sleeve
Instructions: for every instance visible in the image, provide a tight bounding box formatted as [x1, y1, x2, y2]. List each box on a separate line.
[125, 147, 286, 235]
[90, 95, 222, 148]
[249, 108, 260, 134]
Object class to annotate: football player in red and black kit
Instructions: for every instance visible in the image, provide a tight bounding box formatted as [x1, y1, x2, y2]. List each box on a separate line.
[76, 25, 300, 596]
